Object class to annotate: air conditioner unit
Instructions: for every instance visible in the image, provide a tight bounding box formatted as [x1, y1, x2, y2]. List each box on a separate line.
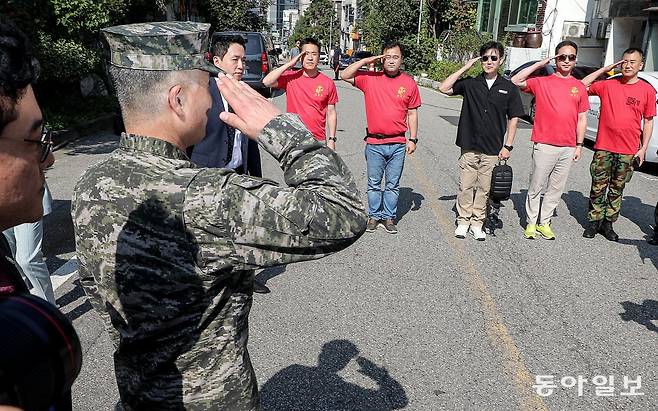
[563, 21, 590, 38]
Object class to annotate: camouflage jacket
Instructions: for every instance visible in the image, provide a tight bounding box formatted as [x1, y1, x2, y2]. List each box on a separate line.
[71, 114, 366, 410]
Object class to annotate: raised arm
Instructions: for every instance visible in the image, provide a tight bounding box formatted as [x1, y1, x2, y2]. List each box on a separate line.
[438, 56, 481, 95]
[581, 60, 624, 87]
[340, 54, 383, 85]
[511, 56, 554, 89]
[263, 51, 306, 88]
[203, 74, 367, 269]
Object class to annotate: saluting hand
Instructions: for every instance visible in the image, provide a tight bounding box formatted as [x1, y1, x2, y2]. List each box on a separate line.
[365, 54, 384, 65]
[464, 56, 482, 70]
[215, 74, 281, 139]
[290, 50, 307, 66]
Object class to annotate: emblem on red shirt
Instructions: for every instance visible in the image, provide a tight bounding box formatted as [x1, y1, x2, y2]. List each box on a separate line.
[315, 85, 324, 96]
[397, 86, 406, 98]
[570, 86, 579, 96]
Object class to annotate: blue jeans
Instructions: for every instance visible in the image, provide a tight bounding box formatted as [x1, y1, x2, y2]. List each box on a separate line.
[365, 143, 406, 221]
[3, 219, 55, 304]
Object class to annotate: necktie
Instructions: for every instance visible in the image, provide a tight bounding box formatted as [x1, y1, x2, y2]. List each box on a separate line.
[225, 103, 236, 166]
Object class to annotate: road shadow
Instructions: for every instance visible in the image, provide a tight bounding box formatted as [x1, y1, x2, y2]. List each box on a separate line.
[260, 339, 408, 410]
[618, 196, 658, 270]
[619, 300, 658, 334]
[397, 187, 424, 222]
[510, 189, 528, 228]
[561, 190, 590, 230]
[65, 132, 118, 156]
[43, 199, 75, 256]
[57, 279, 93, 322]
[256, 265, 287, 285]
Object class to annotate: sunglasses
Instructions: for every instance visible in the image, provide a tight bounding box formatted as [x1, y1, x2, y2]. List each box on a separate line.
[24, 127, 53, 163]
[557, 54, 577, 62]
[481, 55, 499, 62]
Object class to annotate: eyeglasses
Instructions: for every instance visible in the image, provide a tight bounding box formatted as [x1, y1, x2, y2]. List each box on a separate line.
[24, 127, 53, 163]
[481, 55, 499, 62]
[557, 54, 577, 62]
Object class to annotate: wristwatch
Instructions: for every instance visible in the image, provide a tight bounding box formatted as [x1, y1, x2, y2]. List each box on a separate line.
[576, 142, 584, 147]
[503, 144, 513, 151]
[328, 136, 337, 141]
[409, 138, 418, 144]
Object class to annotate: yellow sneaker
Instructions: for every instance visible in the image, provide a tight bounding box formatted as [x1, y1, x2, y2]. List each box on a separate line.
[536, 223, 556, 240]
[524, 224, 537, 239]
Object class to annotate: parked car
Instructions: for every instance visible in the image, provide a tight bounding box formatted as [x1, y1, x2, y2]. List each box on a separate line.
[350, 51, 374, 70]
[505, 61, 606, 123]
[585, 72, 658, 165]
[210, 31, 281, 98]
[338, 53, 351, 70]
[319, 51, 329, 65]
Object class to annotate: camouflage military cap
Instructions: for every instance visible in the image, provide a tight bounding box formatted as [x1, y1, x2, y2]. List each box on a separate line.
[102, 21, 223, 76]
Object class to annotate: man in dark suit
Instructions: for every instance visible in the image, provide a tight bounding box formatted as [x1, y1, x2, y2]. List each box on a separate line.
[189, 35, 262, 177]
[189, 35, 269, 293]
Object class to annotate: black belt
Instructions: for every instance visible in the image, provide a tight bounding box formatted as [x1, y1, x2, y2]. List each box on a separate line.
[365, 129, 405, 140]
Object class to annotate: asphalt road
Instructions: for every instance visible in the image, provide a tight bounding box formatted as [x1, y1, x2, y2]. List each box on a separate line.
[42, 69, 658, 410]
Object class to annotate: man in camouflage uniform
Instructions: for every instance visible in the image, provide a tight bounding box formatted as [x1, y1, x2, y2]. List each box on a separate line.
[580, 48, 656, 241]
[71, 22, 367, 410]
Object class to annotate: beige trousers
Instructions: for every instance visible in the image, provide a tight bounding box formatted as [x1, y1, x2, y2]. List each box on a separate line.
[525, 142, 576, 225]
[456, 150, 498, 228]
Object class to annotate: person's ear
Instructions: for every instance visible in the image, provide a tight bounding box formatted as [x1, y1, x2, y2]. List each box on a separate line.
[213, 55, 222, 68]
[167, 85, 185, 117]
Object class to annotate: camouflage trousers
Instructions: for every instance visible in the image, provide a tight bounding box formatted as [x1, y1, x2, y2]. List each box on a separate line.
[587, 150, 634, 222]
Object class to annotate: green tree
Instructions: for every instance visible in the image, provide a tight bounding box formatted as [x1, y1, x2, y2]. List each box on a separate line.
[200, 0, 270, 32]
[290, 0, 340, 52]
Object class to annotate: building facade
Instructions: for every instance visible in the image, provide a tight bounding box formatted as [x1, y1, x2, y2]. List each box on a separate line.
[476, 0, 658, 70]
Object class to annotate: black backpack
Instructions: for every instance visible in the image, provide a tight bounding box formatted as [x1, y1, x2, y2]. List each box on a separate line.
[490, 160, 513, 201]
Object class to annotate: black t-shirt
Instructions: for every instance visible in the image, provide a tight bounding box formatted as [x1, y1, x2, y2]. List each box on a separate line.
[453, 74, 525, 155]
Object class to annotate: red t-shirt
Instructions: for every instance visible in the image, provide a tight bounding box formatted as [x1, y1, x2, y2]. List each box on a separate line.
[525, 74, 590, 147]
[277, 70, 338, 140]
[354, 71, 421, 145]
[589, 78, 657, 155]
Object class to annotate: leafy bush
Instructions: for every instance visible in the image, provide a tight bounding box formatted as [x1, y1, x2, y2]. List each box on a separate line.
[439, 29, 493, 63]
[36, 32, 101, 83]
[399, 34, 438, 74]
[41, 94, 119, 131]
[426, 60, 483, 82]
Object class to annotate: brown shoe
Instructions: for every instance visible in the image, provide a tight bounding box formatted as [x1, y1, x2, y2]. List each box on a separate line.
[382, 219, 398, 234]
[366, 218, 379, 232]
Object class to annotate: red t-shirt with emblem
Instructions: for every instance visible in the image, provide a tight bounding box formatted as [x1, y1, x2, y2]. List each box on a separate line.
[277, 70, 338, 140]
[588, 78, 657, 155]
[354, 71, 422, 145]
[524, 74, 590, 147]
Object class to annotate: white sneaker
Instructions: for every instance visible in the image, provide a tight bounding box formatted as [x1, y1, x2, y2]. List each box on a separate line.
[469, 225, 486, 241]
[454, 224, 469, 238]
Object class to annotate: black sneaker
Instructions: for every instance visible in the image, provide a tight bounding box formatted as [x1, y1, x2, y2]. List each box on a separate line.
[648, 233, 658, 245]
[366, 218, 379, 233]
[382, 219, 398, 234]
[599, 220, 619, 242]
[583, 220, 601, 239]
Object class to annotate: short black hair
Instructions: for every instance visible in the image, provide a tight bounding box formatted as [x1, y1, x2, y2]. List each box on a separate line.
[622, 47, 645, 60]
[212, 35, 245, 59]
[300, 37, 320, 52]
[0, 16, 40, 136]
[479, 41, 505, 58]
[382, 40, 404, 57]
[555, 40, 578, 55]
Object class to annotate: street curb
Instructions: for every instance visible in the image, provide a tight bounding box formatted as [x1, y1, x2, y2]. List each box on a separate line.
[415, 76, 442, 91]
[52, 113, 118, 151]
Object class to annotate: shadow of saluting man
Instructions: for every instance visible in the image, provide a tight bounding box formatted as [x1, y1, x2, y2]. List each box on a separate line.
[260, 340, 408, 410]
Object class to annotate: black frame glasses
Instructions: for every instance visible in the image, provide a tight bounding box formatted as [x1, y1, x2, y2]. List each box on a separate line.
[481, 55, 499, 62]
[557, 54, 577, 62]
[24, 127, 53, 163]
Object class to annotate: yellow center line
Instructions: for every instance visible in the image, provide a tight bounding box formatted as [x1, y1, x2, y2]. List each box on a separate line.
[408, 155, 548, 411]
